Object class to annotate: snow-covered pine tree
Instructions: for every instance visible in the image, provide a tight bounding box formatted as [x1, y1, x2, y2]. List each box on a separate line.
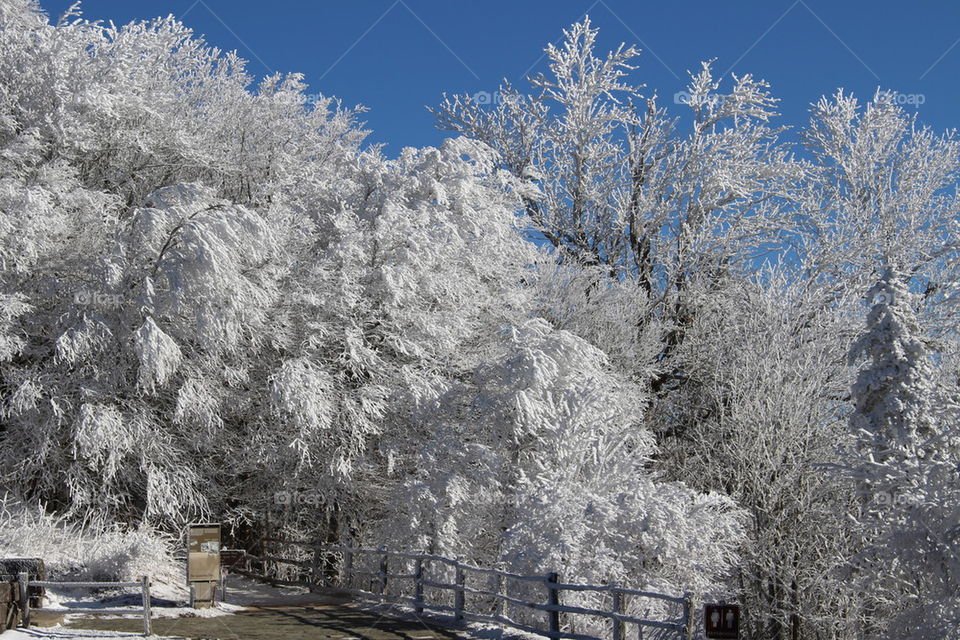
[846, 264, 960, 639]
[848, 264, 937, 461]
[799, 88, 960, 640]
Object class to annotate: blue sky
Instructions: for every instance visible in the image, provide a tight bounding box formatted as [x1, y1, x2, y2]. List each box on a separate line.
[41, 1, 960, 154]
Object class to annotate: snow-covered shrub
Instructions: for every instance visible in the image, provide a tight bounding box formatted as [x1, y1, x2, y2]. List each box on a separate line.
[0, 497, 182, 592]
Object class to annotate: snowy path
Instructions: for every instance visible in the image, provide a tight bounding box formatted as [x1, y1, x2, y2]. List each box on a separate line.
[2, 575, 493, 640]
[54, 602, 473, 640]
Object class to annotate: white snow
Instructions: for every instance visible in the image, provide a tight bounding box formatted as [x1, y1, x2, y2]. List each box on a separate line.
[0, 627, 181, 639]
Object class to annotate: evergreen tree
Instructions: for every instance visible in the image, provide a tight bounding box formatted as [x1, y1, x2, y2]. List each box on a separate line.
[848, 264, 936, 462]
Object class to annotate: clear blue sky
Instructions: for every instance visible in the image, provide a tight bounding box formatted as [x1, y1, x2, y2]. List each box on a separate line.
[39, 0, 960, 154]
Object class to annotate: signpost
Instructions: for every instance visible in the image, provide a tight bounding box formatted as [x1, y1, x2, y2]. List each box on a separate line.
[187, 523, 221, 608]
[704, 603, 740, 639]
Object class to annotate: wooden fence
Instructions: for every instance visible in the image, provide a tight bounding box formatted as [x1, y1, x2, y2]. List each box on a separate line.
[250, 539, 695, 640]
[18, 572, 152, 636]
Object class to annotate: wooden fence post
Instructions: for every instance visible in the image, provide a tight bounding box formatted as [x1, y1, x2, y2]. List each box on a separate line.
[343, 548, 353, 588]
[495, 573, 506, 617]
[17, 573, 29, 629]
[611, 584, 625, 640]
[683, 592, 695, 640]
[414, 558, 424, 614]
[546, 572, 560, 638]
[379, 550, 389, 595]
[310, 544, 323, 591]
[454, 563, 465, 622]
[141, 576, 152, 636]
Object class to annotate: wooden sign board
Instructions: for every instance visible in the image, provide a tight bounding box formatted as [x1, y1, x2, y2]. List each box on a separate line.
[192, 580, 216, 603]
[188, 525, 221, 555]
[705, 604, 740, 639]
[187, 523, 221, 607]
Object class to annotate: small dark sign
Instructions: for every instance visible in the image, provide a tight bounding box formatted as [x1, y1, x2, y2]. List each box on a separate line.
[704, 604, 740, 639]
[220, 549, 246, 568]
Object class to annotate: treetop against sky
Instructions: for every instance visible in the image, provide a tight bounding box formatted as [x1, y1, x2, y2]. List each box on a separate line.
[41, 0, 960, 152]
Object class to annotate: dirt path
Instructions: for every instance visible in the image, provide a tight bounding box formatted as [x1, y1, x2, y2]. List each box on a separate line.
[66, 604, 468, 640]
[32, 575, 477, 640]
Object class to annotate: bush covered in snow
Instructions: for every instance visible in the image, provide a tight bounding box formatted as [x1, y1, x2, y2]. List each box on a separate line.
[0, 497, 182, 593]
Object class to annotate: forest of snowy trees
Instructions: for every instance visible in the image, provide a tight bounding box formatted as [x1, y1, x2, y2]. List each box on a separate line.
[0, 2, 957, 639]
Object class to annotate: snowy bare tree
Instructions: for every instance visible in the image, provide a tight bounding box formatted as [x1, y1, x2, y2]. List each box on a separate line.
[798, 90, 960, 322]
[649, 270, 865, 640]
[433, 19, 801, 395]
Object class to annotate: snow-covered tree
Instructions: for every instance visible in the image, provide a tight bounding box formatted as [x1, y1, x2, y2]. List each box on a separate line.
[378, 318, 744, 634]
[848, 265, 937, 459]
[844, 264, 960, 639]
[433, 19, 801, 395]
[0, 1, 364, 524]
[256, 137, 542, 538]
[798, 90, 960, 327]
[788, 89, 960, 639]
[650, 269, 866, 640]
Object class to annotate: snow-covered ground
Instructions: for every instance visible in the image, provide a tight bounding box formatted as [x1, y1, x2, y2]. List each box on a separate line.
[218, 574, 314, 607]
[34, 579, 238, 621]
[0, 574, 342, 638]
[0, 574, 526, 640]
[28, 574, 307, 623]
[0, 627, 182, 639]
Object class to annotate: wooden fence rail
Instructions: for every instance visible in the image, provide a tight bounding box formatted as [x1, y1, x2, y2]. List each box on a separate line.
[18, 572, 152, 636]
[253, 539, 694, 640]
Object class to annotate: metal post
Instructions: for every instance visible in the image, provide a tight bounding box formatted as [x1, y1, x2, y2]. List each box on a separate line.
[141, 576, 152, 636]
[546, 572, 560, 638]
[379, 551, 389, 595]
[612, 585, 625, 640]
[17, 572, 29, 628]
[454, 563, 466, 622]
[414, 558, 424, 614]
